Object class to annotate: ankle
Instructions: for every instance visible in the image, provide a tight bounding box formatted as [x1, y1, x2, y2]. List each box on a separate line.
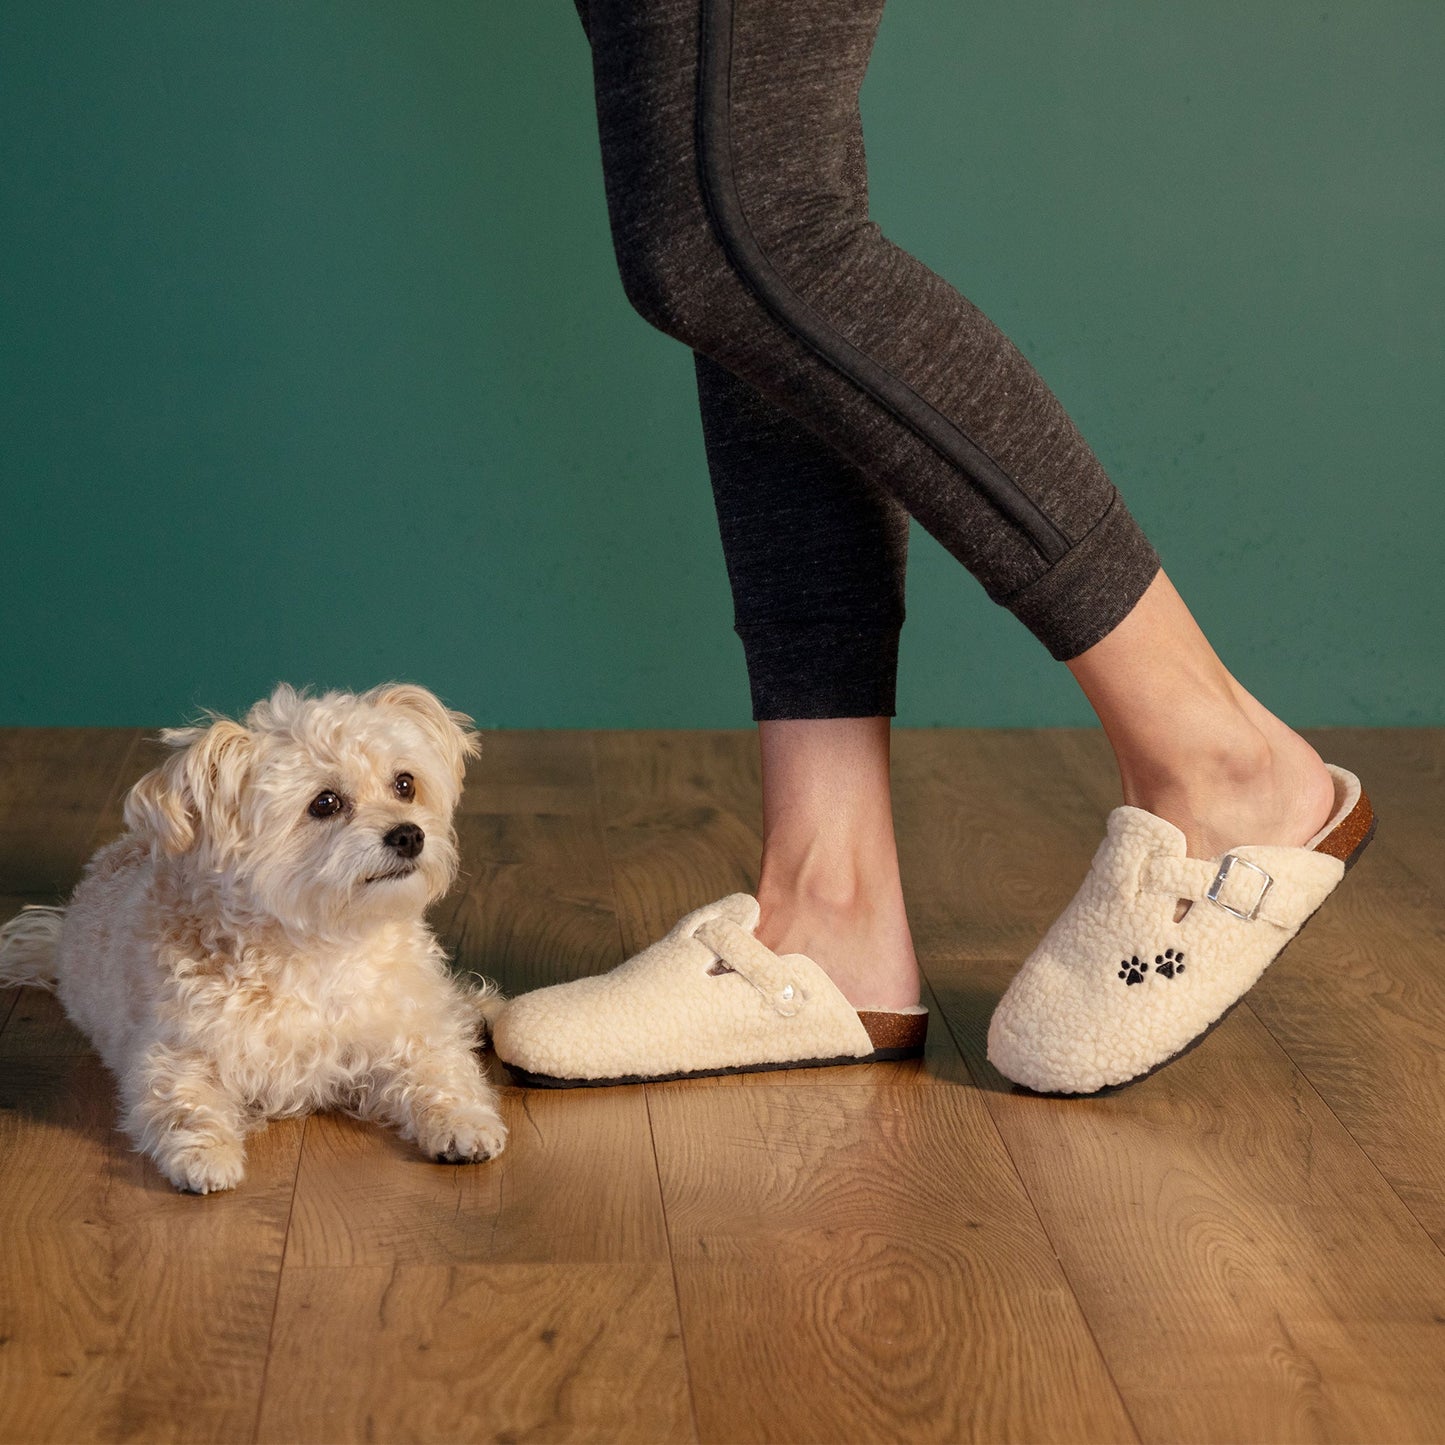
[1116, 706, 1274, 812]
[753, 881, 920, 1011]
[1067, 570, 1335, 853]
[1117, 714, 1334, 855]
[758, 827, 901, 910]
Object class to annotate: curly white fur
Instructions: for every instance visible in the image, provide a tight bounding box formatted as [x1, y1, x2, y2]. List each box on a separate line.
[0, 681, 507, 1193]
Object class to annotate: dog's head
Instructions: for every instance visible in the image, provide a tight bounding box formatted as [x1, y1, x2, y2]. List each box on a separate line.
[123, 682, 480, 936]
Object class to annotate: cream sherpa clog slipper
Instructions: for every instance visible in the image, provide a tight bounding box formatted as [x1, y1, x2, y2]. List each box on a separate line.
[987, 764, 1375, 1095]
[491, 893, 927, 1087]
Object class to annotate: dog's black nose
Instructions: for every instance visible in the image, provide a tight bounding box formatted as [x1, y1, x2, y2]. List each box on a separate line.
[382, 822, 425, 859]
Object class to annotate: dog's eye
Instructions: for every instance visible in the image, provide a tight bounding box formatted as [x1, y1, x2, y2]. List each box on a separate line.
[308, 790, 344, 819]
[393, 772, 415, 800]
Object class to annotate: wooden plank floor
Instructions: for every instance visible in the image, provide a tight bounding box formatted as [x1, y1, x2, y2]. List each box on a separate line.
[2, 727, 1444, 1444]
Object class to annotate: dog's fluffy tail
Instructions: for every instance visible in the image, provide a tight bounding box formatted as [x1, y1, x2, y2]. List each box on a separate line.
[0, 906, 65, 992]
[461, 973, 508, 1042]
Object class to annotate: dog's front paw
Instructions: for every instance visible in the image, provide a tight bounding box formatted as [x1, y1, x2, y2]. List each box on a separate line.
[156, 1136, 247, 1194]
[419, 1101, 507, 1165]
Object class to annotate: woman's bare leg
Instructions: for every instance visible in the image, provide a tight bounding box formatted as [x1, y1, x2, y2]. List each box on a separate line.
[1067, 570, 1336, 858]
[753, 716, 921, 1011]
[754, 571, 1337, 1009]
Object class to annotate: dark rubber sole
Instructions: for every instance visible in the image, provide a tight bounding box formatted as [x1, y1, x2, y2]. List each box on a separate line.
[505, 1043, 925, 1091]
[1020, 796, 1379, 1099]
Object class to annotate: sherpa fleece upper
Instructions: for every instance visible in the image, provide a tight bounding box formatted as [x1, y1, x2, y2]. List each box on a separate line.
[493, 894, 876, 1082]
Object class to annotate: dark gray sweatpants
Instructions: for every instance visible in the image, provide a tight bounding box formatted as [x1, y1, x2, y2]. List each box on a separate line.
[572, 0, 1161, 719]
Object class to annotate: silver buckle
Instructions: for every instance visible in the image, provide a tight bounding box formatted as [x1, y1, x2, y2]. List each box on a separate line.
[1206, 854, 1274, 921]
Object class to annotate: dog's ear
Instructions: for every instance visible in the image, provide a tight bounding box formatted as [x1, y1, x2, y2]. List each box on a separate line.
[363, 683, 480, 786]
[123, 719, 254, 856]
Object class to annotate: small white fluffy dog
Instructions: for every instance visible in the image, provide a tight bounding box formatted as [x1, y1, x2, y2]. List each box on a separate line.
[0, 682, 507, 1193]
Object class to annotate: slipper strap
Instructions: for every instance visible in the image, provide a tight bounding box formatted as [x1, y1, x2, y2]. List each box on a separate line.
[693, 916, 807, 1017]
[1139, 853, 1335, 930]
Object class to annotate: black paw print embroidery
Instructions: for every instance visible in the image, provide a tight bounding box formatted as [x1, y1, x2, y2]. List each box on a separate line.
[1154, 947, 1186, 979]
[1118, 948, 1187, 986]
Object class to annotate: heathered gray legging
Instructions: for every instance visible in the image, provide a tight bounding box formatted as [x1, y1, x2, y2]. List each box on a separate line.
[572, 0, 1161, 719]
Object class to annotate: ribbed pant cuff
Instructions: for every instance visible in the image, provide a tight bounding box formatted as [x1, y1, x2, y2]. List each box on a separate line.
[735, 620, 903, 721]
[1003, 493, 1162, 661]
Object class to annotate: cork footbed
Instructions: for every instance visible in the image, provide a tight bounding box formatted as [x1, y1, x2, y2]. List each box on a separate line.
[858, 1008, 929, 1052]
[1311, 784, 1376, 868]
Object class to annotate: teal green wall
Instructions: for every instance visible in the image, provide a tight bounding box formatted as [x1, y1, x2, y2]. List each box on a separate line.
[2, 3, 1441, 727]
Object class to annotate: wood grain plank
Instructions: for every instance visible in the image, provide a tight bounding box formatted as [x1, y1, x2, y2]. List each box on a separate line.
[893, 728, 1106, 961]
[443, 731, 625, 999]
[647, 1082, 1136, 1445]
[283, 1085, 671, 1270]
[940, 992, 1445, 1443]
[256, 1263, 692, 1445]
[3, 725, 1442, 1445]
[894, 728, 1445, 1443]
[0, 984, 85, 1059]
[0, 729, 145, 898]
[0, 728, 148, 1057]
[0, 729, 148, 1051]
[598, 728, 1134, 1441]
[593, 729, 761, 958]
[0, 1052, 303, 1444]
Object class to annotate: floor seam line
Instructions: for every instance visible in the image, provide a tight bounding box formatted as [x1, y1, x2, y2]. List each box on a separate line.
[247, 1115, 309, 1445]
[1241, 998, 1445, 1260]
[590, 729, 700, 1440]
[917, 958, 1145, 1442]
[644, 1085, 704, 1445]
